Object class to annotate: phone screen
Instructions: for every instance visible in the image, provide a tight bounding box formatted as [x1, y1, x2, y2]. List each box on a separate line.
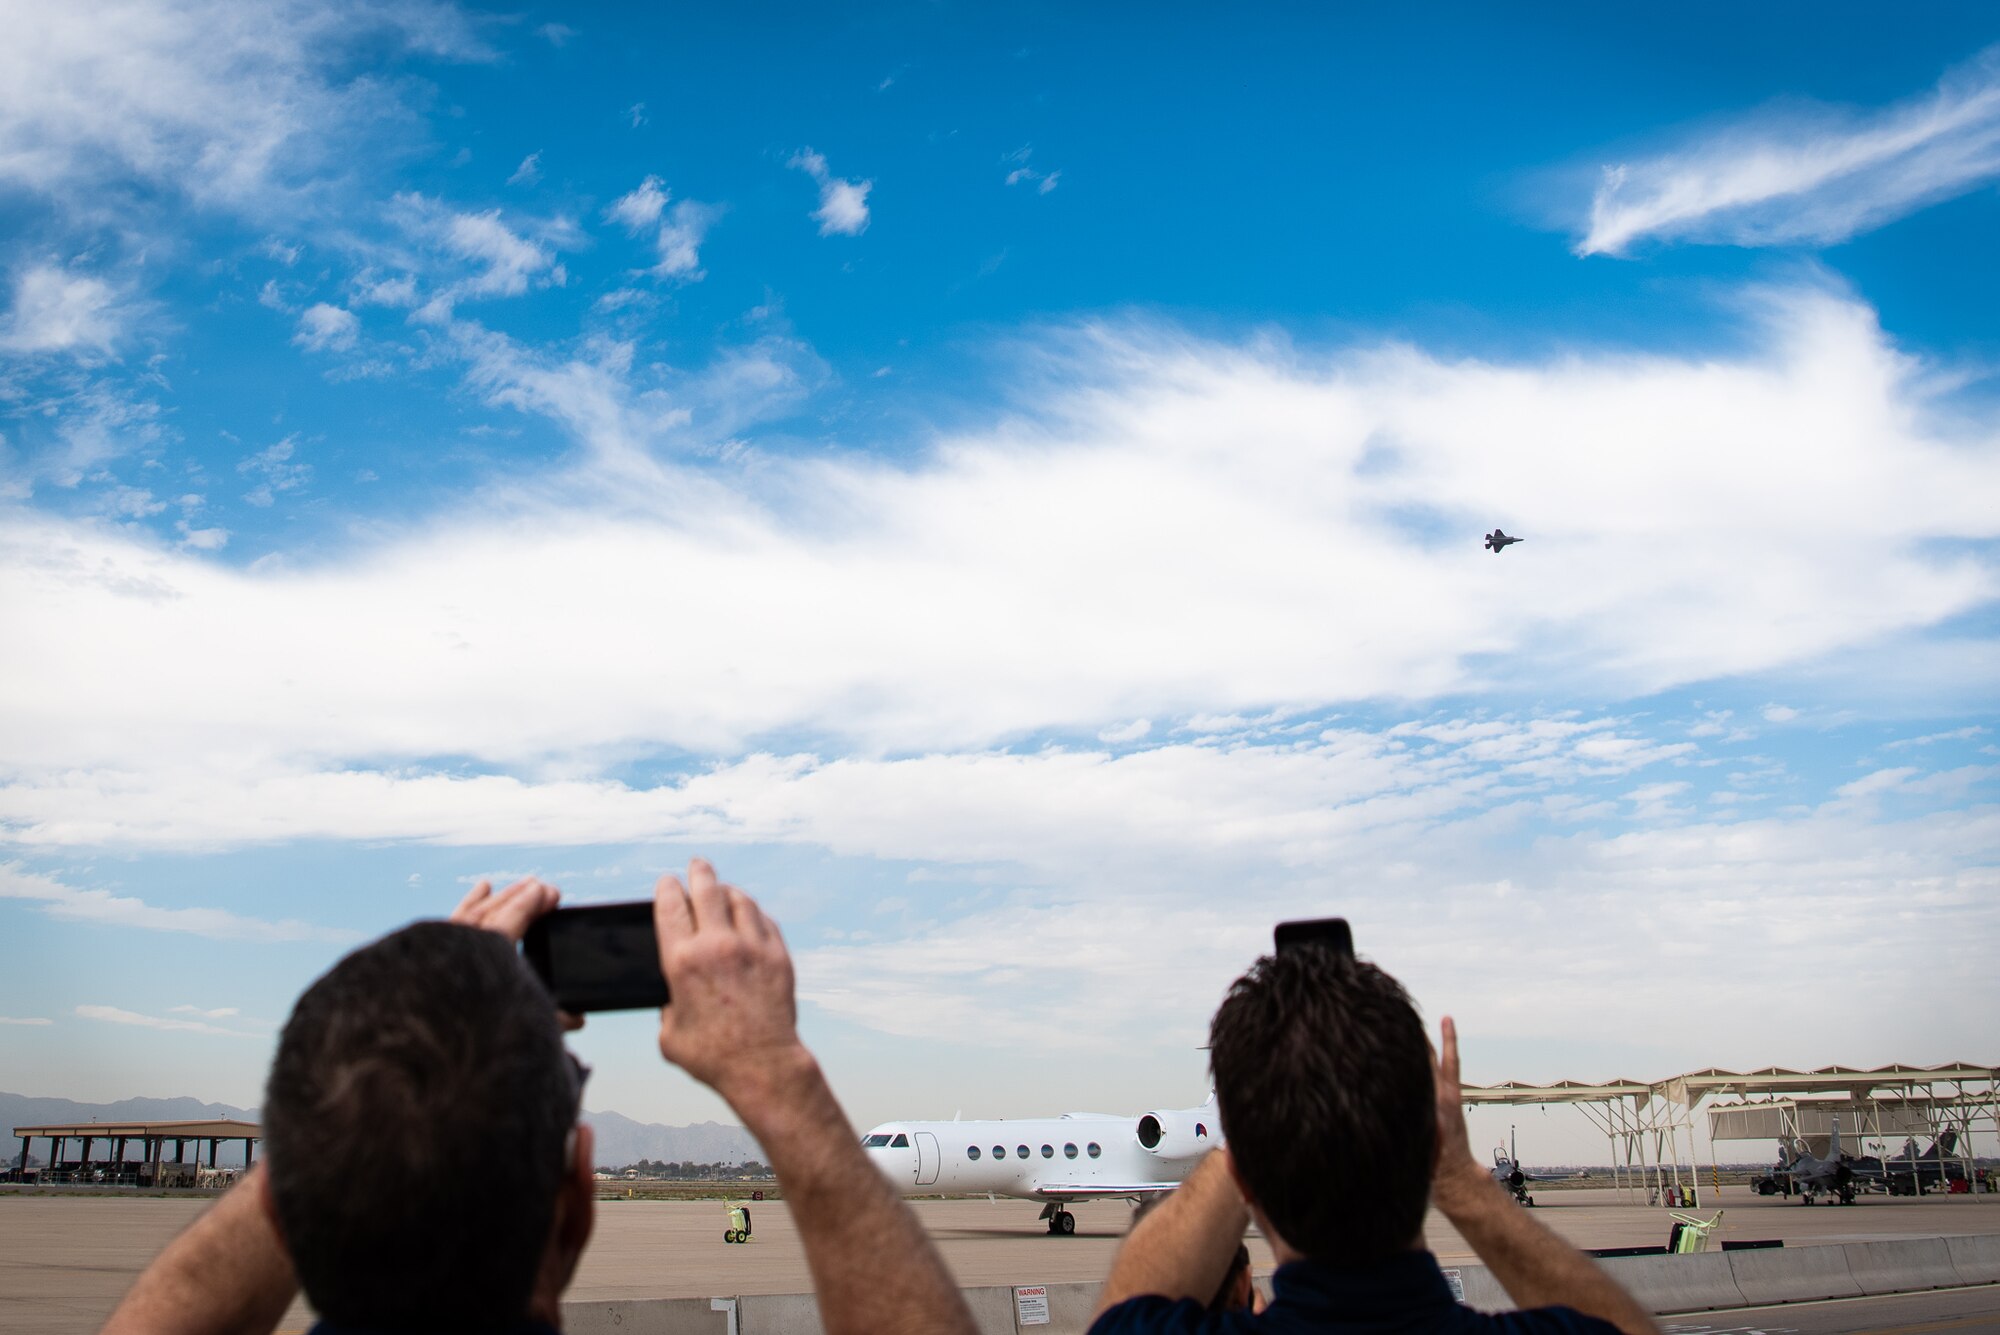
[1273, 917, 1354, 958]
[522, 902, 670, 1013]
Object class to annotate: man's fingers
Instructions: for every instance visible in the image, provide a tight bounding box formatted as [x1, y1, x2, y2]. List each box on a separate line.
[725, 885, 766, 941]
[686, 858, 733, 931]
[654, 873, 695, 945]
[483, 878, 558, 942]
[1439, 1016, 1461, 1093]
[451, 880, 493, 923]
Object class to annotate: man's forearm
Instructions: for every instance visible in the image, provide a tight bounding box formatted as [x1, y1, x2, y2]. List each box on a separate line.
[1442, 1176, 1657, 1335]
[723, 1048, 974, 1335]
[1093, 1150, 1249, 1316]
[100, 1166, 297, 1335]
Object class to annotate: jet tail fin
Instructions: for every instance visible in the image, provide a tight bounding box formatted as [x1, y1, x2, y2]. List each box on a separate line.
[1828, 1115, 1843, 1160]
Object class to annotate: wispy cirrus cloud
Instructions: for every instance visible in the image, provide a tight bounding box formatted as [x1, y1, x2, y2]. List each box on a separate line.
[2, 284, 1992, 783]
[0, 863, 357, 943]
[1578, 47, 2000, 255]
[0, 0, 489, 216]
[76, 1004, 260, 1037]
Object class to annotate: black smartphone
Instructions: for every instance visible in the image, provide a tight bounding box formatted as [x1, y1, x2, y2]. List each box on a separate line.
[1274, 917, 1354, 958]
[522, 902, 670, 1013]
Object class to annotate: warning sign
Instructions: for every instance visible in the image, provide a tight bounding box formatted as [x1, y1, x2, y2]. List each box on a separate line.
[1014, 1284, 1050, 1326]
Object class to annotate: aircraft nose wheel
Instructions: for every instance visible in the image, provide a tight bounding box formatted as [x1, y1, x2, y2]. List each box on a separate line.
[1048, 1209, 1077, 1235]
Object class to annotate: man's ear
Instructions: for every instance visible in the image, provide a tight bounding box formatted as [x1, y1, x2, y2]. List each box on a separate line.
[256, 1163, 287, 1246]
[561, 1123, 596, 1253]
[1221, 1147, 1252, 1206]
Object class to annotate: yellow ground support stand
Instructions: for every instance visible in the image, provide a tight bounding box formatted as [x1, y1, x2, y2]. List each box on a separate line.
[1667, 1210, 1723, 1254]
[723, 1204, 754, 1244]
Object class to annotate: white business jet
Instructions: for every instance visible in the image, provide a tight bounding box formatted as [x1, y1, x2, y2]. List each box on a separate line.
[861, 1095, 1222, 1235]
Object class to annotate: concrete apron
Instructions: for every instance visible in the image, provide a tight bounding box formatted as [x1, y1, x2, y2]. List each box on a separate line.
[560, 1236, 2000, 1335]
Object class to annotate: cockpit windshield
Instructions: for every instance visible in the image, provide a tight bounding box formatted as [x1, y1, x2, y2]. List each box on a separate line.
[890, 1133, 910, 1148]
[862, 1134, 894, 1148]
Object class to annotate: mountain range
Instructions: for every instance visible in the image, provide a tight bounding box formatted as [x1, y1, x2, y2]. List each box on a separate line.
[2, 1092, 761, 1169]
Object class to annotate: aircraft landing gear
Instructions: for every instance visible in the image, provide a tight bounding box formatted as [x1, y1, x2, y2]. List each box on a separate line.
[1045, 1209, 1077, 1236]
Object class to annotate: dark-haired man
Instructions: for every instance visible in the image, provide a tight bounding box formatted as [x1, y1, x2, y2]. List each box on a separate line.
[102, 861, 974, 1335]
[1090, 948, 1656, 1335]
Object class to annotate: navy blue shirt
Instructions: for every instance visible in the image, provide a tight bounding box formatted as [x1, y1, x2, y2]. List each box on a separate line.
[311, 1324, 556, 1335]
[1089, 1250, 1624, 1335]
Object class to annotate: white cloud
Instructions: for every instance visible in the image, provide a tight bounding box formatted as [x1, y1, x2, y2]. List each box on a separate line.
[350, 272, 418, 308]
[0, 286, 1994, 787]
[177, 521, 229, 550]
[170, 1004, 240, 1018]
[0, 265, 124, 355]
[1762, 704, 1800, 723]
[507, 151, 542, 187]
[1836, 766, 1919, 799]
[1885, 725, 1988, 749]
[628, 102, 647, 129]
[0, 862, 357, 943]
[293, 302, 358, 353]
[75, 1004, 257, 1037]
[536, 23, 574, 46]
[0, 0, 489, 216]
[237, 434, 310, 506]
[1097, 719, 1152, 744]
[792, 799, 1999, 1062]
[391, 193, 571, 302]
[789, 148, 871, 235]
[0, 1016, 53, 1026]
[606, 175, 668, 230]
[1003, 146, 1061, 194]
[1579, 47, 2000, 255]
[605, 176, 719, 279]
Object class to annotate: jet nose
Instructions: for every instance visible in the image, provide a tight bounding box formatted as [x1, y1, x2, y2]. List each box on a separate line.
[865, 1145, 918, 1185]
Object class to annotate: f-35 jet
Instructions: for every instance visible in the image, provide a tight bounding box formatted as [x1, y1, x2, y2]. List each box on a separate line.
[1484, 529, 1522, 553]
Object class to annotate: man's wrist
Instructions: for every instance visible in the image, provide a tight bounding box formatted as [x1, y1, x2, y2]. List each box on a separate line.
[1433, 1164, 1509, 1224]
[711, 1042, 826, 1134]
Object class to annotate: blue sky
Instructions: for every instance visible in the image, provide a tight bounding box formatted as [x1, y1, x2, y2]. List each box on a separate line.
[2, 2, 1996, 1160]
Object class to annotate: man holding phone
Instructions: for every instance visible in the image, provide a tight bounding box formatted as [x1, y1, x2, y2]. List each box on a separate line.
[101, 860, 975, 1335]
[1089, 937, 1657, 1335]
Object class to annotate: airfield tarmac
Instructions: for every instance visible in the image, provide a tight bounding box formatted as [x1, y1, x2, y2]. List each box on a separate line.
[1, 1187, 1996, 1333]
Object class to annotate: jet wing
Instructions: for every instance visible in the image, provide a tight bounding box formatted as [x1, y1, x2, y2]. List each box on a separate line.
[1033, 1183, 1182, 1201]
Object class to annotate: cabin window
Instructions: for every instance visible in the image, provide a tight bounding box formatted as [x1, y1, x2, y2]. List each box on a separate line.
[968, 1146, 981, 1160]
[863, 1134, 892, 1147]
[1041, 1144, 1054, 1158]
[1064, 1143, 1078, 1159]
[994, 1145, 1006, 1160]
[1087, 1142, 1102, 1158]
[1196, 1123, 1208, 1139]
[890, 1133, 909, 1148]
[1016, 1145, 1029, 1159]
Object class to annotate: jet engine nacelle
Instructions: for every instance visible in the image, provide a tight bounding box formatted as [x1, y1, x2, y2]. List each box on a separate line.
[1135, 1108, 1217, 1160]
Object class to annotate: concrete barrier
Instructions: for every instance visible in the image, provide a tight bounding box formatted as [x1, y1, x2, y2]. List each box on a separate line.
[1947, 1233, 2000, 1286]
[1034, 1280, 1103, 1333]
[1842, 1238, 1962, 1296]
[564, 1234, 2000, 1334]
[563, 1296, 729, 1334]
[737, 1291, 824, 1334]
[1446, 1263, 1512, 1314]
[1727, 1244, 1860, 1305]
[1597, 1250, 1747, 1313]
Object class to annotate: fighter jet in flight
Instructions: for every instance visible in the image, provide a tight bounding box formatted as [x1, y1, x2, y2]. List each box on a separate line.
[1484, 529, 1522, 553]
